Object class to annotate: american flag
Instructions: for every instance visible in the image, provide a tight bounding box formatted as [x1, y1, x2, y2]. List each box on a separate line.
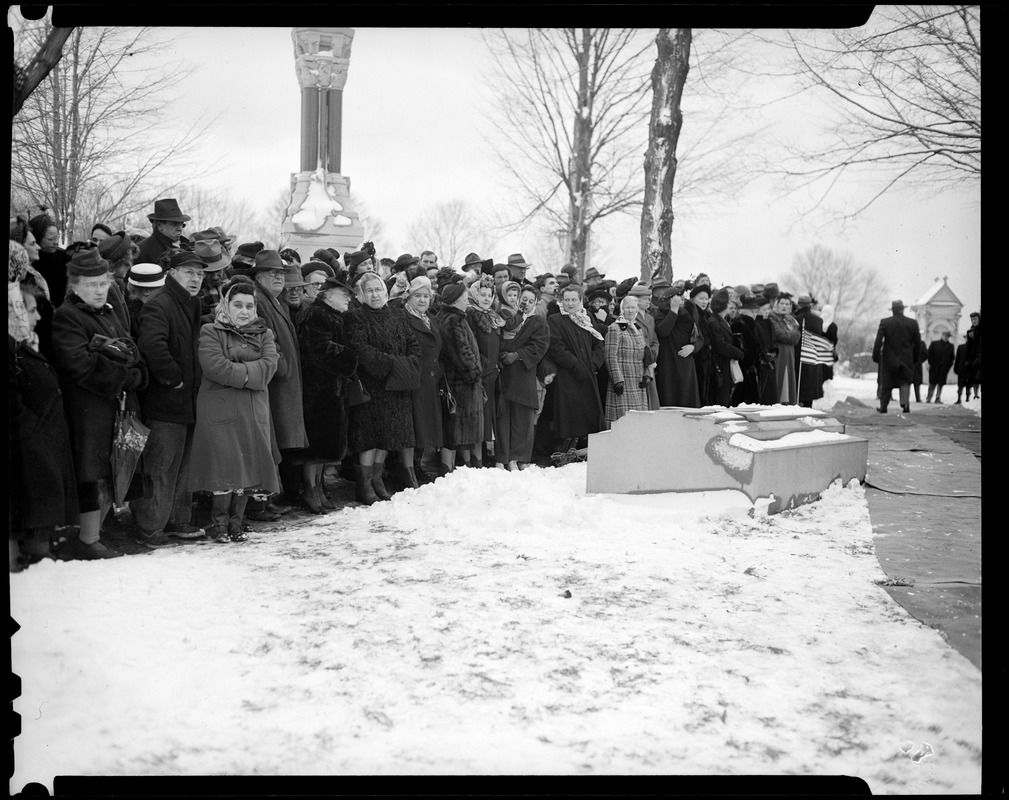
[800, 326, 835, 365]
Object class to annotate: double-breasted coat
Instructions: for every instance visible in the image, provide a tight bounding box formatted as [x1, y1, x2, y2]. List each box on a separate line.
[51, 294, 148, 511]
[254, 285, 309, 451]
[344, 303, 421, 453]
[654, 307, 701, 408]
[872, 310, 922, 391]
[730, 314, 762, 406]
[405, 310, 444, 450]
[546, 312, 605, 439]
[438, 306, 485, 447]
[498, 312, 550, 410]
[188, 318, 280, 494]
[298, 300, 358, 461]
[9, 335, 78, 533]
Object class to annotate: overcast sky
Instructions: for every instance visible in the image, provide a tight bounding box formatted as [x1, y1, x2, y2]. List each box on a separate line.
[44, 20, 986, 331]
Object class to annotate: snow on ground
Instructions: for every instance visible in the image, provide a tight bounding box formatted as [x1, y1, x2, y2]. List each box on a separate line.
[10, 375, 981, 792]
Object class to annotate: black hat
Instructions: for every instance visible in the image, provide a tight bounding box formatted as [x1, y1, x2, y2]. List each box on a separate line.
[392, 253, 419, 272]
[249, 250, 286, 274]
[301, 261, 335, 279]
[586, 288, 612, 305]
[232, 241, 265, 266]
[441, 282, 467, 306]
[710, 288, 730, 314]
[689, 283, 710, 299]
[97, 231, 133, 263]
[762, 282, 779, 302]
[741, 294, 763, 310]
[461, 252, 494, 272]
[68, 244, 111, 277]
[321, 275, 352, 293]
[167, 250, 206, 271]
[147, 198, 191, 223]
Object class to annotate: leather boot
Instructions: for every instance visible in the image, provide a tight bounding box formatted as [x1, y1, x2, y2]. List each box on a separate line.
[398, 464, 420, 490]
[316, 476, 336, 509]
[210, 494, 232, 542]
[354, 464, 380, 505]
[300, 481, 323, 513]
[371, 463, 393, 501]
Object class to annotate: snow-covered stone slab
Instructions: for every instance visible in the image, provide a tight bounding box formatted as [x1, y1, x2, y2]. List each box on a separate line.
[587, 406, 868, 513]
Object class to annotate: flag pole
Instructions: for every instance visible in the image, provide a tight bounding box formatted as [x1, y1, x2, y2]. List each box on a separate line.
[797, 319, 804, 401]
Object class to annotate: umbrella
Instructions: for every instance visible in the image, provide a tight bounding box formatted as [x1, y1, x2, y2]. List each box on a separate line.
[111, 392, 150, 506]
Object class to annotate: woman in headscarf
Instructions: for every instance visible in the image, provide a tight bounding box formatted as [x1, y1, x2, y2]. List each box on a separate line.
[654, 286, 701, 408]
[402, 275, 444, 484]
[344, 271, 422, 504]
[437, 281, 485, 473]
[297, 275, 358, 512]
[50, 244, 147, 559]
[9, 280, 78, 570]
[546, 284, 605, 451]
[466, 277, 504, 467]
[769, 293, 801, 404]
[188, 279, 280, 541]
[604, 294, 652, 426]
[495, 283, 550, 469]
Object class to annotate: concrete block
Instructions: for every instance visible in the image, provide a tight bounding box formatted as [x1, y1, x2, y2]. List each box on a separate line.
[586, 406, 869, 513]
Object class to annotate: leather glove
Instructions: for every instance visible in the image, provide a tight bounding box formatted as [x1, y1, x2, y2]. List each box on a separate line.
[613, 381, 625, 395]
[638, 375, 652, 388]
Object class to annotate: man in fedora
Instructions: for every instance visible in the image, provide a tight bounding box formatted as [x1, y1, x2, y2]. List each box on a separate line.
[136, 198, 191, 266]
[193, 239, 231, 319]
[251, 250, 309, 514]
[506, 253, 534, 287]
[584, 266, 605, 289]
[132, 250, 209, 547]
[872, 299, 922, 414]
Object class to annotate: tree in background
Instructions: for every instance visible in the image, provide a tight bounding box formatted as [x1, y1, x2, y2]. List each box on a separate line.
[783, 244, 889, 363]
[639, 28, 691, 285]
[10, 16, 211, 242]
[406, 199, 490, 267]
[776, 7, 980, 222]
[482, 28, 654, 280]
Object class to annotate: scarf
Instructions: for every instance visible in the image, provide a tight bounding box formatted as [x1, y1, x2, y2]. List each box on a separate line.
[560, 304, 604, 341]
[405, 302, 431, 330]
[8, 281, 38, 351]
[8, 241, 50, 301]
[467, 284, 506, 334]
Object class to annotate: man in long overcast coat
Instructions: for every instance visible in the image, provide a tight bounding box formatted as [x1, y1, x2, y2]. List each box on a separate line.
[872, 299, 922, 414]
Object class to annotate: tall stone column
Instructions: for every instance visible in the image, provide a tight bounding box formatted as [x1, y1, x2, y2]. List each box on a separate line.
[282, 27, 364, 261]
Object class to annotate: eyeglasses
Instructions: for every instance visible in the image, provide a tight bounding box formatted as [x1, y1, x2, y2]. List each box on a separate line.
[309, 281, 326, 288]
[267, 270, 285, 278]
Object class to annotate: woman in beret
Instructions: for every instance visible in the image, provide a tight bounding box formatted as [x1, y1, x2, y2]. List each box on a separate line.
[344, 271, 422, 504]
[188, 280, 280, 541]
[438, 281, 485, 472]
[50, 245, 148, 559]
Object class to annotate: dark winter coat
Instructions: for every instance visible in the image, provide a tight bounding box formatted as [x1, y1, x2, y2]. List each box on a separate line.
[345, 303, 420, 452]
[188, 318, 280, 494]
[135, 229, 188, 266]
[729, 314, 761, 406]
[872, 310, 922, 391]
[546, 312, 605, 439]
[793, 307, 825, 407]
[254, 284, 309, 451]
[499, 312, 550, 409]
[754, 316, 779, 404]
[467, 308, 502, 442]
[137, 274, 203, 425]
[298, 300, 359, 461]
[964, 323, 981, 384]
[35, 248, 70, 306]
[927, 339, 955, 385]
[51, 293, 148, 511]
[822, 321, 838, 382]
[438, 305, 485, 447]
[683, 300, 711, 406]
[9, 336, 78, 533]
[953, 343, 970, 389]
[707, 312, 745, 407]
[654, 306, 701, 408]
[405, 310, 444, 450]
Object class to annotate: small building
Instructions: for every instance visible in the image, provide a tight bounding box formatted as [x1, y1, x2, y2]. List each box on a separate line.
[910, 277, 963, 385]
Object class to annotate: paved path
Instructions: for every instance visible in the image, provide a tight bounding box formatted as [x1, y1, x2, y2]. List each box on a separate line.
[831, 397, 982, 671]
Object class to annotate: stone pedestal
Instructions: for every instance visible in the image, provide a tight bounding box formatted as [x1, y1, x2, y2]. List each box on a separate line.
[281, 27, 363, 262]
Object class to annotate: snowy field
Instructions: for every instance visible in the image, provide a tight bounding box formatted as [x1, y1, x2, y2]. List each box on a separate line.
[10, 376, 981, 793]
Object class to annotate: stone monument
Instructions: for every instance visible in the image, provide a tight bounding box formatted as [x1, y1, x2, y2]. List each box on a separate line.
[281, 27, 364, 260]
[911, 276, 964, 385]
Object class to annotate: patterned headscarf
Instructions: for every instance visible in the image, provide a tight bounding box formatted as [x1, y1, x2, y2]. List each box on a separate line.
[8, 241, 49, 301]
[8, 281, 37, 350]
[559, 300, 605, 341]
[466, 281, 505, 333]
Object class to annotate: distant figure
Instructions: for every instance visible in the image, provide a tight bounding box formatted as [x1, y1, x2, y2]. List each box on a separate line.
[953, 342, 969, 404]
[872, 299, 922, 414]
[963, 311, 980, 400]
[925, 331, 954, 403]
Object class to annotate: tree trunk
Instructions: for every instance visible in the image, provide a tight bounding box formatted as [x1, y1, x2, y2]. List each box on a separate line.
[568, 28, 593, 282]
[11, 25, 73, 118]
[640, 28, 691, 284]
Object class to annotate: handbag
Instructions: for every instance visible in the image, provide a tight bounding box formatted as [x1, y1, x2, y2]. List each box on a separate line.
[88, 334, 140, 366]
[345, 375, 371, 406]
[439, 383, 457, 415]
[729, 359, 744, 384]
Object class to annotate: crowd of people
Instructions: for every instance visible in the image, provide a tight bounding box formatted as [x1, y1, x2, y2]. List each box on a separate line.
[11, 198, 849, 571]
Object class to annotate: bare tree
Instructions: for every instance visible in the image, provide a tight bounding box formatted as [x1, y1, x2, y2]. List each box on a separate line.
[783, 244, 889, 361]
[776, 7, 980, 221]
[10, 8, 73, 118]
[481, 28, 654, 279]
[406, 199, 490, 267]
[640, 28, 691, 284]
[349, 191, 395, 259]
[10, 16, 212, 242]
